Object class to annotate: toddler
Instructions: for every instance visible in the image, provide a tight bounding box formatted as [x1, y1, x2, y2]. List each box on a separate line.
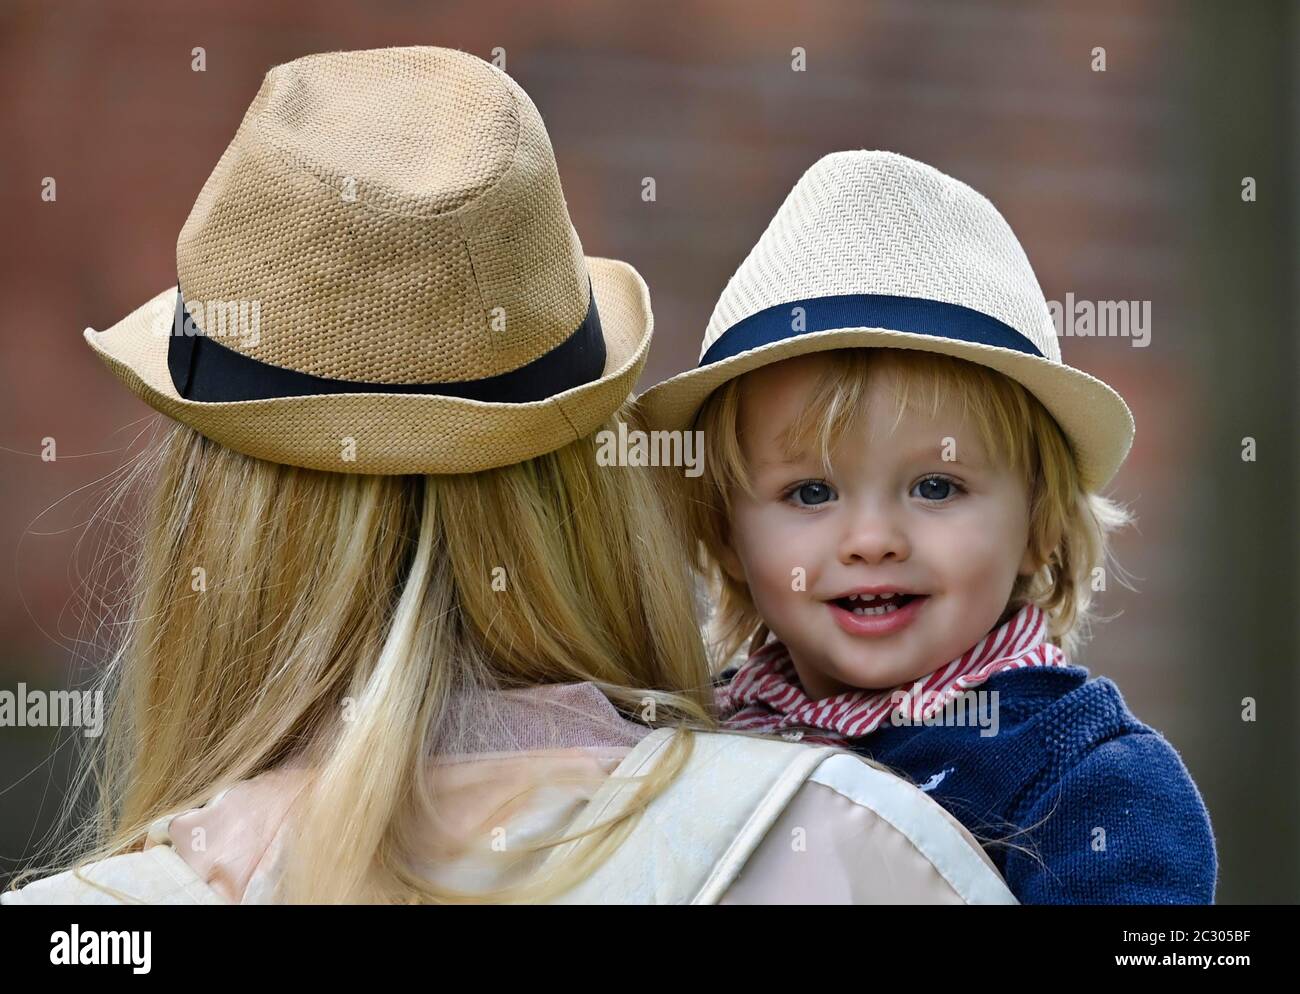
[640, 151, 1217, 904]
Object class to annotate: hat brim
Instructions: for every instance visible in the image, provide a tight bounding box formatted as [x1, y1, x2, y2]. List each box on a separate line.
[83, 256, 651, 475]
[638, 328, 1134, 493]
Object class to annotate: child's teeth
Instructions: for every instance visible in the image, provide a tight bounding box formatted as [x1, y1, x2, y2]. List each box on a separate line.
[851, 601, 899, 616]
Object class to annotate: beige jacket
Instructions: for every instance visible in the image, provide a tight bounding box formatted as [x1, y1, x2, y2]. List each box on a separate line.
[3, 683, 1016, 905]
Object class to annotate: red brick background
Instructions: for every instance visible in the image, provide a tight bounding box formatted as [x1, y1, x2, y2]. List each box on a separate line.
[1, 0, 1295, 901]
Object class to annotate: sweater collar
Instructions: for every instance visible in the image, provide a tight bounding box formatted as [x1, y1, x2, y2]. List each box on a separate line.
[717, 603, 1068, 743]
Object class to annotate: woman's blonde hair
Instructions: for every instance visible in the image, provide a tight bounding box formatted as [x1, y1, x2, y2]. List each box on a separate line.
[683, 347, 1138, 670]
[14, 405, 720, 903]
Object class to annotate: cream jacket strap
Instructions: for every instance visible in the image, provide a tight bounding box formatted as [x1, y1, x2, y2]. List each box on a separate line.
[0, 811, 225, 905]
[544, 729, 1018, 905]
[542, 727, 834, 904]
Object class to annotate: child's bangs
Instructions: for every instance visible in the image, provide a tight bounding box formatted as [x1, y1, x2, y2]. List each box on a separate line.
[777, 348, 1039, 483]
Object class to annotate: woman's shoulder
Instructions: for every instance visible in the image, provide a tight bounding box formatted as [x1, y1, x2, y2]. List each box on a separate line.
[557, 728, 1017, 904]
[3, 732, 1018, 904]
[1, 826, 227, 906]
[722, 744, 1016, 903]
[2, 767, 309, 906]
[4, 748, 640, 905]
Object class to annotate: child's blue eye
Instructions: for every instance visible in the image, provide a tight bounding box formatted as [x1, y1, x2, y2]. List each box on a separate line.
[785, 481, 836, 507]
[913, 476, 964, 501]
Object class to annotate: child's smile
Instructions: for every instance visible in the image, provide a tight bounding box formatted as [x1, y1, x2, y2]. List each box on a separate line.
[716, 351, 1042, 701]
[825, 587, 930, 637]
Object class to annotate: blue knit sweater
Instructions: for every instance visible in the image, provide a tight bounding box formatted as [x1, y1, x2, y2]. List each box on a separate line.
[721, 662, 1218, 904]
[850, 664, 1217, 904]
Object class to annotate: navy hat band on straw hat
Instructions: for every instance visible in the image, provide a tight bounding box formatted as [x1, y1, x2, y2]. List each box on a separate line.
[699, 293, 1045, 367]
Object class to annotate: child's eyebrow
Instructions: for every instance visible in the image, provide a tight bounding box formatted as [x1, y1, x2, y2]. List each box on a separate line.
[756, 453, 817, 469]
[754, 443, 989, 470]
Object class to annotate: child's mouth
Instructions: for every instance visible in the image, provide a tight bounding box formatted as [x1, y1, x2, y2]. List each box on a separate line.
[827, 593, 928, 636]
[831, 592, 920, 614]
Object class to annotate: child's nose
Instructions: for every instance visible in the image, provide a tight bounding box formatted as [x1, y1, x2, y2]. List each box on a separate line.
[836, 508, 911, 565]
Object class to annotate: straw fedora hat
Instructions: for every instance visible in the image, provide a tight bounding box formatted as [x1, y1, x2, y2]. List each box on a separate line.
[639, 150, 1135, 492]
[83, 46, 652, 475]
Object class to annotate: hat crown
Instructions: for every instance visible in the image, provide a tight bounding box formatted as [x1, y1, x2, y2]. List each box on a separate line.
[702, 150, 1061, 365]
[176, 47, 589, 384]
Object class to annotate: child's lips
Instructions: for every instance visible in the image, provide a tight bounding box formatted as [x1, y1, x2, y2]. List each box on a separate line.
[827, 594, 929, 637]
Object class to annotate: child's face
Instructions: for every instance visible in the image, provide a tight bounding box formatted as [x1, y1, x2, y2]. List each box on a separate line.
[717, 352, 1039, 700]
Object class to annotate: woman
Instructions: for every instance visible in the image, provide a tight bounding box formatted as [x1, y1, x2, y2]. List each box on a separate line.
[4, 46, 1013, 904]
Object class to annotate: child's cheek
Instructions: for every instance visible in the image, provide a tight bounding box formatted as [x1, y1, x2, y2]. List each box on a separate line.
[733, 504, 817, 615]
[920, 502, 1023, 597]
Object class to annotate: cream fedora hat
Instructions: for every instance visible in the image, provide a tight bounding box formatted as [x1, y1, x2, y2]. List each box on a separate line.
[84, 47, 652, 475]
[640, 150, 1135, 492]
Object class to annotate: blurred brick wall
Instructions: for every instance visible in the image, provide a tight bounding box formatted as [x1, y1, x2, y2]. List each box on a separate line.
[1, 0, 1294, 899]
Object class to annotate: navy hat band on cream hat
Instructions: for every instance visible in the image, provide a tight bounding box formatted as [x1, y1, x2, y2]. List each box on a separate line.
[699, 292, 1045, 368]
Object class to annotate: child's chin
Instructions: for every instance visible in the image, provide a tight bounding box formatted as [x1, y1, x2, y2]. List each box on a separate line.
[828, 649, 936, 691]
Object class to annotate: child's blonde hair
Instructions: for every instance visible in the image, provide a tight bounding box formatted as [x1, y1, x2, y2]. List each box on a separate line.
[683, 347, 1137, 670]
[13, 407, 719, 904]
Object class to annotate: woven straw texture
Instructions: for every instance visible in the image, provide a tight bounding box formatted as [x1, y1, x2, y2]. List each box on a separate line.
[639, 150, 1134, 492]
[87, 256, 648, 475]
[84, 47, 653, 475]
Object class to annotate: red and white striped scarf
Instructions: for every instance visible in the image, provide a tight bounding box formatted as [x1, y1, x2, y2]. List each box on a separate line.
[717, 603, 1068, 745]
